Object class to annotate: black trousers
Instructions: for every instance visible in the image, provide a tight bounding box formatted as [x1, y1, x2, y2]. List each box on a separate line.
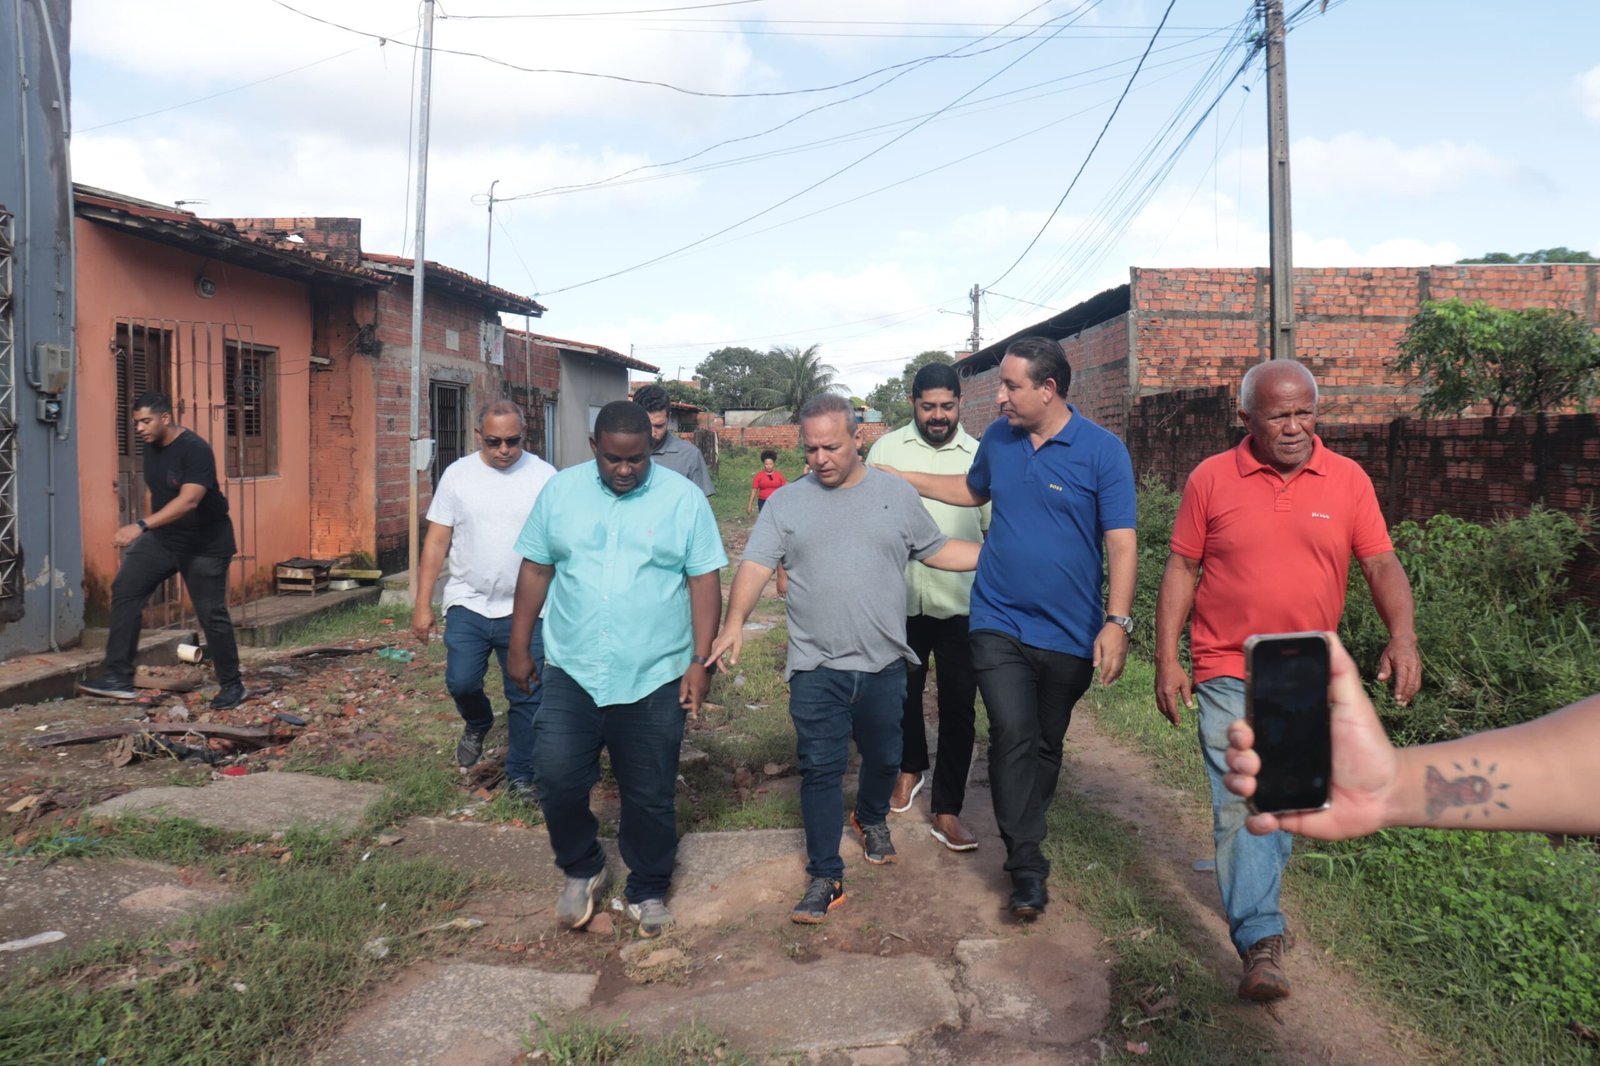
[900, 613, 978, 816]
[104, 535, 241, 687]
[970, 629, 1093, 879]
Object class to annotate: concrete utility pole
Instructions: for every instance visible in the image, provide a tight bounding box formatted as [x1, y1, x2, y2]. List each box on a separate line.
[1263, 0, 1295, 360]
[967, 283, 982, 354]
[407, 0, 436, 583]
[484, 178, 498, 285]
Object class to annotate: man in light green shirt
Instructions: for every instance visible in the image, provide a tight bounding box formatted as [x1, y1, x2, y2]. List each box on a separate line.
[867, 363, 990, 852]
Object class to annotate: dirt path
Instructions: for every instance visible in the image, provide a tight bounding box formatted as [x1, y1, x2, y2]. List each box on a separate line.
[1065, 710, 1430, 1064]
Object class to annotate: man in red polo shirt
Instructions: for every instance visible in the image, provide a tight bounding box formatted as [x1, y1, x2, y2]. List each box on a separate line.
[1153, 359, 1421, 1003]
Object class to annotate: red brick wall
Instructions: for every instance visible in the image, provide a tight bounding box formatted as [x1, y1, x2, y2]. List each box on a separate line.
[711, 422, 890, 450]
[958, 313, 1132, 437]
[501, 331, 563, 462]
[226, 217, 364, 267]
[1125, 386, 1237, 488]
[1129, 265, 1600, 423]
[372, 281, 508, 571]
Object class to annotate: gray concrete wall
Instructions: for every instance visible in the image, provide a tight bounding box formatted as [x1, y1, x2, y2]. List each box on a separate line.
[554, 353, 629, 469]
[0, 0, 83, 659]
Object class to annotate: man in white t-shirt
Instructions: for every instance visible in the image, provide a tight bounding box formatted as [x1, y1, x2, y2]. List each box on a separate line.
[412, 400, 557, 801]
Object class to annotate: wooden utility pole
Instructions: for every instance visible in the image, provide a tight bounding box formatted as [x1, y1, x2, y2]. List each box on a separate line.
[1263, 0, 1295, 360]
[407, 0, 436, 583]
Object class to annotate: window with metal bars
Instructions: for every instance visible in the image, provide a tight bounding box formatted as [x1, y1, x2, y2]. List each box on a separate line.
[224, 342, 278, 477]
[429, 380, 468, 484]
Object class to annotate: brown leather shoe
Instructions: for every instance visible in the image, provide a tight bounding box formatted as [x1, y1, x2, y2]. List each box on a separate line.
[889, 771, 925, 813]
[1237, 934, 1291, 1001]
[929, 813, 978, 852]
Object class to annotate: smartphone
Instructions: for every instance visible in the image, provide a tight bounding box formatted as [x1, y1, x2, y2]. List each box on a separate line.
[1243, 632, 1332, 815]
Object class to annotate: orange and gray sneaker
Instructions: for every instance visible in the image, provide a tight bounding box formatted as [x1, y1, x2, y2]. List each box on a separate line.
[850, 812, 897, 864]
[1238, 934, 1291, 1001]
[791, 876, 846, 924]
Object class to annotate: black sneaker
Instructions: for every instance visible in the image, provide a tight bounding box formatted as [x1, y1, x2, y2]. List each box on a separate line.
[505, 777, 539, 804]
[791, 876, 846, 924]
[850, 812, 897, 865]
[77, 675, 139, 701]
[211, 681, 248, 710]
[456, 727, 490, 768]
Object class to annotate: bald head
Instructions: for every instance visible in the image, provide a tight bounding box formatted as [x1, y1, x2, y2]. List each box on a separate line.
[1240, 360, 1318, 413]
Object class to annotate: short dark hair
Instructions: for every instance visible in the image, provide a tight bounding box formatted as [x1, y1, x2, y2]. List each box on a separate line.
[132, 391, 173, 416]
[632, 383, 670, 413]
[594, 399, 651, 439]
[1003, 336, 1071, 395]
[759, 448, 777, 462]
[476, 398, 524, 432]
[911, 361, 961, 399]
[796, 392, 856, 430]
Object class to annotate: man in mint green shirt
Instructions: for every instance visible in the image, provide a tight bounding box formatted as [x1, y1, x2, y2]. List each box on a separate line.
[508, 402, 726, 939]
[868, 363, 989, 852]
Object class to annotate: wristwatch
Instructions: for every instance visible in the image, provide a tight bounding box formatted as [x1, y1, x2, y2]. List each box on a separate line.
[136, 519, 148, 532]
[1104, 613, 1134, 635]
[690, 655, 714, 668]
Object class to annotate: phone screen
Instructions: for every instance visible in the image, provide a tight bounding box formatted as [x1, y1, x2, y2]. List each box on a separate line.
[1246, 633, 1331, 814]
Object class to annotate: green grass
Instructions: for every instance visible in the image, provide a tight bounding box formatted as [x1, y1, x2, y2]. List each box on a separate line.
[1078, 653, 1600, 1065]
[710, 445, 805, 525]
[265, 599, 402, 649]
[0, 829, 471, 1065]
[522, 1017, 756, 1065]
[1042, 790, 1280, 1064]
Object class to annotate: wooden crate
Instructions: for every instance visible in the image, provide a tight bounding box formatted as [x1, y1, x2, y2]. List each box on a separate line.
[276, 562, 331, 596]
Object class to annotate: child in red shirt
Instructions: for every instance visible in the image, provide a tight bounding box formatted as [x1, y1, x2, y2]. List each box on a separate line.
[745, 450, 789, 597]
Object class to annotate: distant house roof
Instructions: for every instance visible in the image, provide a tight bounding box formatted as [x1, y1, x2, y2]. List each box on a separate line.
[670, 400, 703, 413]
[504, 328, 659, 374]
[954, 283, 1131, 377]
[74, 185, 389, 288]
[363, 253, 545, 317]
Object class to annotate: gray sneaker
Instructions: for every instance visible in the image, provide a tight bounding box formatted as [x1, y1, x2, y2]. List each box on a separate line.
[556, 870, 609, 931]
[851, 812, 897, 865]
[78, 675, 139, 701]
[625, 898, 675, 938]
[455, 727, 489, 768]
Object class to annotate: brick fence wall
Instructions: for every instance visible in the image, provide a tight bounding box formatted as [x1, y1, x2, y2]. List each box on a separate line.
[710, 422, 890, 451]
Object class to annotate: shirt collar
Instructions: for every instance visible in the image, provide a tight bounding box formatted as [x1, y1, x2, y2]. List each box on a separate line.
[592, 459, 656, 498]
[1006, 404, 1080, 447]
[1233, 434, 1328, 478]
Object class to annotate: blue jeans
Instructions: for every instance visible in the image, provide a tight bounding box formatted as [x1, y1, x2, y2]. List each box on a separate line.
[1197, 676, 1294, 955]
[532, 668, 685, 903]
[788, 661, 906, 881]
[442, 607, 543, 784]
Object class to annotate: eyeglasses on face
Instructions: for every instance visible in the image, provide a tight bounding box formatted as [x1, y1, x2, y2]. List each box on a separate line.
[479, 434, 523, 449]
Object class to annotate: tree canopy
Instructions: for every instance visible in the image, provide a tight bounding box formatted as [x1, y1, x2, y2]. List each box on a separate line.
[1456, 248, 1597, 265]
[1395, 298, 1600, 417]
[752, 344, 848, 421]
[692, 346, 781, 411]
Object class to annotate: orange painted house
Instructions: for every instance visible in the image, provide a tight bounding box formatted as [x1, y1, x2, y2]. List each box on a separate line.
[73, 187, 387, 622]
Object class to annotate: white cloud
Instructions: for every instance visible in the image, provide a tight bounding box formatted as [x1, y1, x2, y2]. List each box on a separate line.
[1229, 133, 1516, 201]
[1579, 65, 1600, 124]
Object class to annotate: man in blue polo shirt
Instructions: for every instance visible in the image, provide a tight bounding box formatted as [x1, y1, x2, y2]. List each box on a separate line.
[878, 336, 1136, 919]
[506, 401, 726, 940]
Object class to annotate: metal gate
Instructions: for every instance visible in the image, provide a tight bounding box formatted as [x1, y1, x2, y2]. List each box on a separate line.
[113, 317, 259, 631]
[0, 208, 18, 610]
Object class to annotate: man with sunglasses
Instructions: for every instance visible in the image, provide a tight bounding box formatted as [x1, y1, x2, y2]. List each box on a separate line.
[412, 400, 556, 801]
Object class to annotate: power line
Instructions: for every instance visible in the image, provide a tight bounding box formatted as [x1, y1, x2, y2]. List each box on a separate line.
[441, 0, 766, 17]
[537, 0, 1107, 296]
[986, 0, 1178, 289]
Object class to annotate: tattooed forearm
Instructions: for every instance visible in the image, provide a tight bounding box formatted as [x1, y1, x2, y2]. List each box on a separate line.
[1424, 761, 1511, 822]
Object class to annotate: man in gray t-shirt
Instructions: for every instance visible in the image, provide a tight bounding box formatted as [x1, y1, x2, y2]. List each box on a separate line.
[711, 394, 980, 925]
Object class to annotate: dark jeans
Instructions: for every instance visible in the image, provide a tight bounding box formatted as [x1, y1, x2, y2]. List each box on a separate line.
[901, 613, 978, 816]
[788, 660, 906, 881]
[105, 535, 240, 687]
[970, 630, 1094, 880]
[532, 668, 684, 903]
[442, 606, 544, 783]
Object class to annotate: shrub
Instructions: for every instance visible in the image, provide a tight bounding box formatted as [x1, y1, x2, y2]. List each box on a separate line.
[1131, 475, 1184, 661]
[1340, 507, 1600, 743]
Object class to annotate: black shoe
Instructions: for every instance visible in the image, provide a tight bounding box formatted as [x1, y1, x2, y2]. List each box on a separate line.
[505, 777, 539, 804]
[1009, 875, 1048, 919]
[210, 681, 248, 710]
[78, 675, 139, 701]
[456, 727, 490, 768]
[850, 812, 897, 865]
[791, 876, 846, 924]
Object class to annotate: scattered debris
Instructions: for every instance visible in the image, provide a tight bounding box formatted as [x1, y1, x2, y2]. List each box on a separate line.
[0, 931, 67, 953]
[30, 722, 292, 750]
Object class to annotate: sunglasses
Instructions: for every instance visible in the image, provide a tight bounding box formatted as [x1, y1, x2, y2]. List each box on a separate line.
[479, 435, 523, 449]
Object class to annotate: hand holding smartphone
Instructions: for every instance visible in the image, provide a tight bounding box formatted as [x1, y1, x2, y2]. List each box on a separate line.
[1243, 632, 1332, 815]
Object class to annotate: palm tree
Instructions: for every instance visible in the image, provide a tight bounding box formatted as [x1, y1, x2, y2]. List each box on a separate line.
[752, 344, 848, 422]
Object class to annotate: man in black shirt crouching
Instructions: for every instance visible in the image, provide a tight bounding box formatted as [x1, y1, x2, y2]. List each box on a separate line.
[79, 391, 246, 709]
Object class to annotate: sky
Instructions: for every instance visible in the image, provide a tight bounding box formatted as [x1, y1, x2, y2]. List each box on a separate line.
[68, 0, 1600, 395]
